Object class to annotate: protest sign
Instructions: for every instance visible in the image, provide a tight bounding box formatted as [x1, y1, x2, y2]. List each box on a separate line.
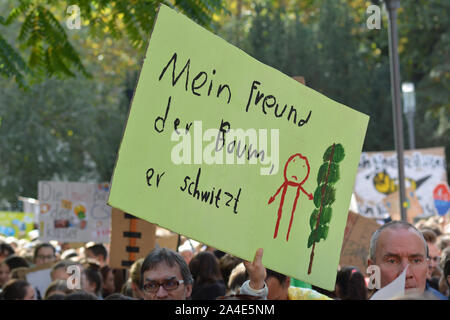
[108, 5, 369, 290]
[0, 211, 34, 239]
[339, 211, 380, 273]
[109, 208, 157, 269]
[38, 181, 111, 242]
[354, 147, 447, 220]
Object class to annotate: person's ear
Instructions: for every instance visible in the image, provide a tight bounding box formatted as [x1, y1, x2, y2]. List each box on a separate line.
[283, 277, 291, 288]
[185, 283, 193, 299]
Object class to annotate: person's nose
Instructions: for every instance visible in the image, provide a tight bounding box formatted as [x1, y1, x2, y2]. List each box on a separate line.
[156, 284, 168, 298]
[401, 262, 413, 279]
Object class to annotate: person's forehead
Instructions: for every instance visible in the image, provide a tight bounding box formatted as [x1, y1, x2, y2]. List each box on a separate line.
[377, 228, 426, 255]
[143, 262, 182, 280]
[38, 246, 54, 254]
[428, 243, 440, 256]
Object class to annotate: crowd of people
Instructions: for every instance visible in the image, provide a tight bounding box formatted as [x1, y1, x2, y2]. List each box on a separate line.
[0, 215, 448, 300]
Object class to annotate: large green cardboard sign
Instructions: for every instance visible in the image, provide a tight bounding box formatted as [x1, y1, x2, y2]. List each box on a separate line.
[108, 4, 369, 290]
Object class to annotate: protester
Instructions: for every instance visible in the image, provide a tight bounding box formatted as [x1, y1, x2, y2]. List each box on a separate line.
[85, 243, 108, 267]
[0, 242, 15, 263]
[33, 242, 56, 266]
[100, 265, 115, 298]
[0, 255, 30, 288]
[189, 251, 226, 299]
[368, 220, 447, 299]
[1, 279, 35, 300]
[335, 266, 367, 300]
[121, 258, 145, 299]
[83, 262, 103, 298]
[140, 247, 193, 300]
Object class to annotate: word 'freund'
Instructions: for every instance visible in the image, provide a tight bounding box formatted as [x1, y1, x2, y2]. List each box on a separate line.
[158, 52, 312, 129]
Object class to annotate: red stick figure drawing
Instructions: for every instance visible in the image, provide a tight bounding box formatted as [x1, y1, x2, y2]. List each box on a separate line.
[268, 153, 314, 241]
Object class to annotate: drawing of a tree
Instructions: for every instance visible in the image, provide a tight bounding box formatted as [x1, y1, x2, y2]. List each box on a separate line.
[307, 143, 345, 274]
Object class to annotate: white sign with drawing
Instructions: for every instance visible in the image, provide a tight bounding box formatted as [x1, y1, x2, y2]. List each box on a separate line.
[38, 181, 111, 242]
[354, 147, 447, 220]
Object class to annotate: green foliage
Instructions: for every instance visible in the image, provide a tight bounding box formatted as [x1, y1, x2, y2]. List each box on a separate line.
[0, 34, 28, 88]
[0, 0, 227, 86]
[0, 76, 127, 209]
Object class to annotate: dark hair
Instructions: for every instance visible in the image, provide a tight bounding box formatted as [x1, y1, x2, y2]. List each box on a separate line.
[266, 269, 288, 286]
[64, 290, 98, 300]
[1, 279, 31, 300]
[33, 243, 56, 261]
[84, 265, 103, 296]
[141, 248, 193, 288]
[100, 265, 112, 282]
[335, 266, 367, 300]
[104, 293, 135, 300]
[86, 243, 108, 260]
[444, 259, 450, 286]
[219, 254, 242, 289]
[0, 242, 15, 257]
[189, 251, 223, 284]
[421, 228, 437, 244]
[3, 255, 29, 271]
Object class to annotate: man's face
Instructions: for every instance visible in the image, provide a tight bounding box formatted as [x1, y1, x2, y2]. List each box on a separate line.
[369, 228, 428, 295]
[142, 262, 192, 300]
[35, 246, 55, 265]
[427, 242, 441, 277]
[266, 276, 289, 300]
[0, 263, 10, 287]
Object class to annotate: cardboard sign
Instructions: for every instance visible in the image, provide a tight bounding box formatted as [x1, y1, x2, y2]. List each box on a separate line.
[108, 5, 369, 290]
[354, 147, 447, 220]
[38, 181, 111, 242]
[109, 208, 157, 269]
[0, 211, 34, 239]
[339, 211, 380, 273]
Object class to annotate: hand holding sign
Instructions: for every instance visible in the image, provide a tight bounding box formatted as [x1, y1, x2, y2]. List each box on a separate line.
[244, 248, 266, 290]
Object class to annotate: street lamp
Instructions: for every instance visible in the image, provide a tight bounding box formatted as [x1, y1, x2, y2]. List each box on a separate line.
[384, 0, 408, 221]
[402, 82, 416, 150]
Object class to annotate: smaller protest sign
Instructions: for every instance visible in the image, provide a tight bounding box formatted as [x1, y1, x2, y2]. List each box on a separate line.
[0, 211, 34, 239]
[109, 208, 157, 269]
[38, 181, 111, 242]
[339, 211, 380, 273]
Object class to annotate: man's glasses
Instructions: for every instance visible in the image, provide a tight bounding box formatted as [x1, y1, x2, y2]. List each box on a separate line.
[143, 277, 184, 293]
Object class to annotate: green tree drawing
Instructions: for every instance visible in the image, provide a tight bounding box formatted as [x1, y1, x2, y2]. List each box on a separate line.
[307, 143, 345, 274]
